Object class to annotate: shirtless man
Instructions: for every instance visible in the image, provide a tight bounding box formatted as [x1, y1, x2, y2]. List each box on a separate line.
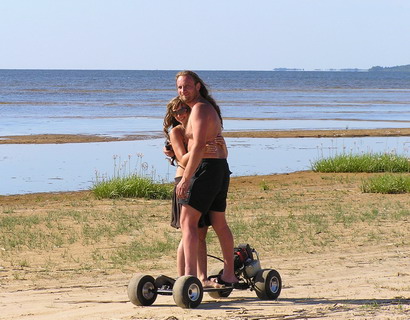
[175, 70, 238, 286]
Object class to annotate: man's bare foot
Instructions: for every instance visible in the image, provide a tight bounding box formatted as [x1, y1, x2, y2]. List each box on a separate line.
[208, 274, 239, 287]
[220, 273, 239, 285]
[202, 279, 223, 288]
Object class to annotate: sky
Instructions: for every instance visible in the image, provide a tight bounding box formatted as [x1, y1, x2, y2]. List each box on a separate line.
[1, 0, 409, 71]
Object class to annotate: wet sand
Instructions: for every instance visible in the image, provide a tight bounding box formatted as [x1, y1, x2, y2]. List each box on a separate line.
[1, 127, 410, 144]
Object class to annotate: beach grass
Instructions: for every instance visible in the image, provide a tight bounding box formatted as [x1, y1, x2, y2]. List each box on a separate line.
[311, 152, 410, 194]
[91, 154, 173, 199]
[361, 174, 410, 194]
[92, 174, 172, 199]
[311, 152, 410, 173]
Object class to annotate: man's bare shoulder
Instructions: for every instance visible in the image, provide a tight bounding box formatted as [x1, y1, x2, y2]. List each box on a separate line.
[192, 99, 213, 113]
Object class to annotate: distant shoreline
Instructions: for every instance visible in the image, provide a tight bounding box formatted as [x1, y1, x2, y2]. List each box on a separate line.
[2, 64, 409, 72]
[1, 128, 410, 144]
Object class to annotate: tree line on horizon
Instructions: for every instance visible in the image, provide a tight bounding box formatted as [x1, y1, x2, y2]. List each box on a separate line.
[273, 64, 410, 72]
[369, 64, 410, 72]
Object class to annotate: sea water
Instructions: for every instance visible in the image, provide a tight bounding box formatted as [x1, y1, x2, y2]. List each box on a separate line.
[2, 69, 410, 137]
[1, 70, 410, 194]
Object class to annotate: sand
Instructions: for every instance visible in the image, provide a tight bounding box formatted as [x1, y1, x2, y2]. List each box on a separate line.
[1, 127, 410, 144]
[2, 244, 409, 319]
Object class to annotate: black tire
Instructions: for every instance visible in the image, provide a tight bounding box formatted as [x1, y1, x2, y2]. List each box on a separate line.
[254, 269, 282, 300]
[207, 267, 233, 299]
[172, 275, 203, 308]
[127, 274, 157, 306]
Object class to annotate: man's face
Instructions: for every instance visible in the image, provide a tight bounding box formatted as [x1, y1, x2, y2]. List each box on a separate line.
[176, 75, 200, 105]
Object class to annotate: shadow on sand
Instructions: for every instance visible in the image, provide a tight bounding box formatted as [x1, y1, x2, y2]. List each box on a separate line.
[196, 296, 410, 310]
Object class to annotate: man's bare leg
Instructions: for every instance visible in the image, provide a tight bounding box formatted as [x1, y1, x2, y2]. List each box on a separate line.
[196, 226, 223, 288]
[210, 211, 238, 284]
[180, 204, 201, 276]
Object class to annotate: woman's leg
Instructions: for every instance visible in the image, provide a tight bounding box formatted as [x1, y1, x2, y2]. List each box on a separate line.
[196, 226, 208, 282]
[176, 238, 184, 277]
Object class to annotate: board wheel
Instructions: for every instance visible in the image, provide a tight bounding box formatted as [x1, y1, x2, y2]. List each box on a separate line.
[127, 274, 157, 306]
[172, 275, 203, 308]
[254, 269, 282, 300]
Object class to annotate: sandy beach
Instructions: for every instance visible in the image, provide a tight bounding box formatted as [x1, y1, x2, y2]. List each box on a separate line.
[1, 129, 409, 319]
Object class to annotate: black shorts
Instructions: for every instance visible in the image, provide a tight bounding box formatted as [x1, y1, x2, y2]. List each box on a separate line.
[171, 176, 210, 229]
[179, 158, 231, 217]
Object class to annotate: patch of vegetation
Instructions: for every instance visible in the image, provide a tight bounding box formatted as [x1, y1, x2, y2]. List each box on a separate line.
[111, 232, 178, 267]
[0, 209, 143, 251]
[1, 172, 409, 279]
[312, 153, 410, 194]
[361, 174, 410, 194]
[311, 153, 410, 173]
[92, 153, 173, 199]
[92, 175, 172, 199]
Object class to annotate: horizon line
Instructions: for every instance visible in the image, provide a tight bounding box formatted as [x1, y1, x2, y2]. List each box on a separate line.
[0, 67, 373, 72]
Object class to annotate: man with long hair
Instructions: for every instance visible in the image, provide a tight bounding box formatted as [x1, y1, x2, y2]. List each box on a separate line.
[175, 70, 238, 286]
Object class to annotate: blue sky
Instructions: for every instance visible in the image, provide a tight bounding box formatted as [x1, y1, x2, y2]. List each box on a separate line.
[1, 0, 409, 70]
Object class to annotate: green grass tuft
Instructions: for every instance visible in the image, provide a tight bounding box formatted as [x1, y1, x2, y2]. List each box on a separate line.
[92, 175, 173, 199]
[361, 174, 410, 194]
[311, 153, 410, 173]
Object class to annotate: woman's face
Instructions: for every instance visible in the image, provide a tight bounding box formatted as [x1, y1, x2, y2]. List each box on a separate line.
[172, 104, 190, 124]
